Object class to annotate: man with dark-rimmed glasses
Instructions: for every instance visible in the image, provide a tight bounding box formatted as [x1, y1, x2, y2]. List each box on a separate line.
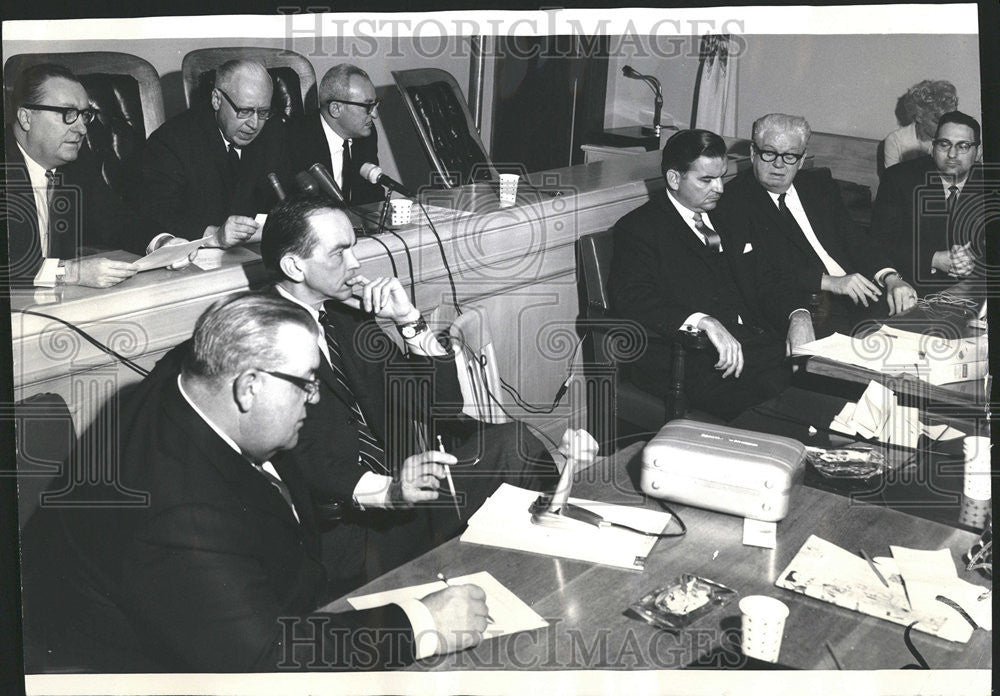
[720, 113, 917, 337]
[287, 63, 385, 205]
[134, 59, 289, 252]
[5, 63, 145, 288]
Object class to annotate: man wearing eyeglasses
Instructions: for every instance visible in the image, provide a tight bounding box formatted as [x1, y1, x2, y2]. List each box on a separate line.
[720, 113, 917, 337]
[5, 63, 142, 288]
[287, 64, 384, 206]
[135, 59, 288, 253]
[872, 111, 985, 296]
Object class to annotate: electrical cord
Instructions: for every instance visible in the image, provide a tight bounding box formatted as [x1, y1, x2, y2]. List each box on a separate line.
[383, 228, 417, 306]
[365, 233, 399, 279]
[416, 199, 461, 314]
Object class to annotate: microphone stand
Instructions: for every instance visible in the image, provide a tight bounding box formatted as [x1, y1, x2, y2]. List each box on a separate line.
[374, 185, 392, 236]
[622, 65, 663, 137]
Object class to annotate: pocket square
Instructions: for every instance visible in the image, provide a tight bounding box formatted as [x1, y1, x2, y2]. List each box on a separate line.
[743, 242, 754, 253]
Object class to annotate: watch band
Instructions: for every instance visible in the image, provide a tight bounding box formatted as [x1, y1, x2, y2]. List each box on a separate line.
[396, 315, 428, 339]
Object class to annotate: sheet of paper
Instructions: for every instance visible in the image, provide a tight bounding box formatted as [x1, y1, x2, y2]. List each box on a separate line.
[852, 381, 893, 439]
[246, 213, 268, 244]
[134, 238, 204, 271]
[742, 518, 777, 549]
[460, 483, 670, 570]
[890, 545, 983, 641]
[191, 245, 261, 271]
[346, 570, 549, 640]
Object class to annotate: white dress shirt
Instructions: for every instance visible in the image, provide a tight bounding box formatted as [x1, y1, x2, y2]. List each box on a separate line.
[16, 142, 61, 287]
[320, 116, 349, 189]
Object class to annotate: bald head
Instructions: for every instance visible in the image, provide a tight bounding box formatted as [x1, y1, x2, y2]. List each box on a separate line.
[211, 60, 273, 146]
[318, 64, 378, 139]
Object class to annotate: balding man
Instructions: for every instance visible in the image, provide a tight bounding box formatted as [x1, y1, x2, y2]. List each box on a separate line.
[720, 113, 917, 337]
[134, 60, 289, 250]
[20, 292, 489, 672]
[287, 63, 384, 206]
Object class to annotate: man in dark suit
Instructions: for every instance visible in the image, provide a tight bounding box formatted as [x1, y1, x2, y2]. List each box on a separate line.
[261, 196, 559, 588]
[720, 113, 918, 336]
[134, 60, 288, 250]
[607, 129, 815, 421]
[4, 63, 141, 288]
[19, 292, 489, 673]
[286, 64, 384, 206]
[872, 111, 986, 297]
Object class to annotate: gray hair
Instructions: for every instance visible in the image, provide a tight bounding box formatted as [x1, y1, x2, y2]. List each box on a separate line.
[215, 59, 271, 93]
[184, 292, 316, 382]
[319, 63, 372, 101]
[751, 113, 811, 146]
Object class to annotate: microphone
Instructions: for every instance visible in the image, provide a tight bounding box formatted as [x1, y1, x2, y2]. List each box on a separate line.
[267, 172, 287, 201]
[359, 162, 412, 197]
[308, 163, 345, 204]
[295, 171, 319, 195]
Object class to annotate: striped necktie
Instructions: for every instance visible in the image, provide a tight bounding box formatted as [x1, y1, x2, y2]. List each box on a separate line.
[692, 211, 722, 253]
[253, 462, 298, 521]
[318, 310, 388, 475]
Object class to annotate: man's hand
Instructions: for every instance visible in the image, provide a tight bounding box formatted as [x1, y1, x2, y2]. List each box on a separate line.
[884, 275, 918, 315]
[785, 309, 815, 357]
[696, 316, 743, 378]
[399, 450, 456, 504]
[932, 244, 975, 277]
[420, 584, 489, 654]
[346, 274, 419, 323]
[64, 257, 139, 288]
[205, 215, 259, 249]
[156, 236, 200, 271]
[821, 273, 882, 307]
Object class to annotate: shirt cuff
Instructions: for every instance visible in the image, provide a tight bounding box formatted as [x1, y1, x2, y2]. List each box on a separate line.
[352, 471, 392, 509]
[681, 312, 708, 332]
[874, 268, 899, 286]
[394, 598, 439, 659]
[33, 258, 61, 287]
[405, 327, 450, 357]
[788, 307, 811, 321]
[146, 233, 175, 254]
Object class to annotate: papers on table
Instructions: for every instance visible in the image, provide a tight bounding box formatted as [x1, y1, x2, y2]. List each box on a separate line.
[776, 534, 991, 642]
[347, 570, 548, 641]
[191, 245, 261, 271]
[794, 325, 988, 386]
[459, 483, 671, 570]
[134, 237, 204, 271]
[829, 380, 965, 447]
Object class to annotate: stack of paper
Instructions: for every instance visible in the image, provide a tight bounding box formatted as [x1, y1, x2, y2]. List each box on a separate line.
[829, 380, 965, 447]
[776, 535, 991, 642]
[459, 483, 671, 570]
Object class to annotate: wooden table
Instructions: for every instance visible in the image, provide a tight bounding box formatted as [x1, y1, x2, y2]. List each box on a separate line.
[324, 444, 991, 671]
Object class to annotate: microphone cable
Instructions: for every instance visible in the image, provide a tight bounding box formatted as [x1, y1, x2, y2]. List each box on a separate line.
[415, 199, 461, 315]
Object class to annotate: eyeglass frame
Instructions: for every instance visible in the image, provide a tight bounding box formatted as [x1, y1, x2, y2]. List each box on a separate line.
[215, 88, 273, 121]
[327, 97, 381, 116]
[22, 103, 97, 125]
[259, 369, 320, 400]
[932, 138, 979, 154]
[751, 142, 806, 165]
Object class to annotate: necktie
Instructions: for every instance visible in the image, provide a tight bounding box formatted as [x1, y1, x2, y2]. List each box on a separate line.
[342, 139, 353, 204]
[318, 310, 388, 475]
[44, 170, 57, 257]
[692, 212, 722, 253]
[227, 141, 241, 178]
[777, 192, 807, 239]
[253, 462, 298, 520]
[946, 185, 959, 216]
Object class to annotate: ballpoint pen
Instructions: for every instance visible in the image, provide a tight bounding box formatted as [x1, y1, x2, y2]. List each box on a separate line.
[437, 572, 493, 624]
[859, 548, 889, 587]
[437, 435, 462, 520]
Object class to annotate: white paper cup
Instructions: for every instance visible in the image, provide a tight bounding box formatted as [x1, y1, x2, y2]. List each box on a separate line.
[963, 435, 991, 501]
[959, 494, 991, 529]
[739, 595, 789, 663]
[389, 198, 413, 226]
[499, 173, 519, 205]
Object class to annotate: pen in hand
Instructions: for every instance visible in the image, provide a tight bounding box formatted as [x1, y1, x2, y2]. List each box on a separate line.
[437, 572, 493, 624]
[437, 435, 462, 520]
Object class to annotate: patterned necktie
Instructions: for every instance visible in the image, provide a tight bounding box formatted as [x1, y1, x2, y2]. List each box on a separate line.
[341, 139, 353, 204]
[253, 462, 298, 521]
[318, 310, 388, 475]
[692, 211, 722, 253]
[946, 185, 959, 216]
[44, 170, 57, 256]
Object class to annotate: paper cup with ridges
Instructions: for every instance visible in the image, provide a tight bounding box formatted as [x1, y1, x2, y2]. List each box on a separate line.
[390, 198, 413, 226]
[738, 595, 788, 663]
[499, 174, 519, 206]
[963, 436, 991, 501]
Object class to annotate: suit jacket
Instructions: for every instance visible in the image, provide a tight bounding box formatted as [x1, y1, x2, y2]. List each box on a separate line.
[720, 168, 892, 304]
[134, 105, 289, 241]
[871, 155, 986, 296]
[286, 112, 384, 206]
[4, 128, 147, 286]
[19, 344, 415, 673]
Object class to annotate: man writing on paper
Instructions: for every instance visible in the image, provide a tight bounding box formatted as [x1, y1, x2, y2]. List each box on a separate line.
[287, 64, 385, 206]
[872, 111, 986, 296]
[19, 293, 489, 672]
[5, 63, 141, 288]
[720, 113, 918, 336]
[134, 60, 288, 255]
[262, 196, 559, 591]
[608, 129, 814, 421]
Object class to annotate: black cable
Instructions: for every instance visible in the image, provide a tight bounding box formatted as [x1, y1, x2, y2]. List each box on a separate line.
[366, 233, 399, 279]
[384, 228, 416, 306]
[606, 500, 687, 539]
[14, 308, 149, 377]
[416, 199, 461, 314]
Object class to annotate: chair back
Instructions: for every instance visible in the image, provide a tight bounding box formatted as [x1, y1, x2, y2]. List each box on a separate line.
[391, 68, 497, 187]
[13, 393, 75, 530]
[182, 47, 317, 124]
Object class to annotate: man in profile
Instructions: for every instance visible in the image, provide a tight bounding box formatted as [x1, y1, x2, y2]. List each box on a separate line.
[872, 110, 986, 296]
[608, 129, 814, 421]
[287, 63, 385, 205]
[19, 293, 489, 672]
[5, 63, 142, 288]
[135, 59, 288, 251]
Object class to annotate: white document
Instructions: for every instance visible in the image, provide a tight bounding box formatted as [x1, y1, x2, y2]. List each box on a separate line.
[134, 238, 204, 271]
[191, 245, 261, 271]
[246, 213, 268, 244]
[460, 483, 670, 570]
[346, 570, 548, 640]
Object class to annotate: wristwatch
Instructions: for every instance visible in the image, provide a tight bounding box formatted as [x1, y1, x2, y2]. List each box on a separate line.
[396, 315, 428, 339]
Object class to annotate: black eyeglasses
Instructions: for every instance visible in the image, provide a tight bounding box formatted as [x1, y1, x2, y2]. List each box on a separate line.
[216, 88, 272, 120]
[933, 139, 978, 154]
[752, 143, 805, 165]
[328, 97, 381, 116]
[260, 369, 320, 400]
[22, 104, 97, 125]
